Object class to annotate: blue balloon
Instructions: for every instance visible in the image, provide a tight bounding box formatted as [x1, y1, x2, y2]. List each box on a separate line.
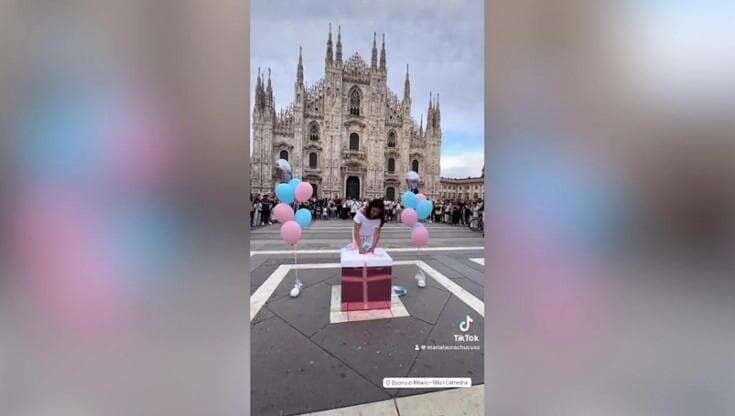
[401, 191, 418, 209]
[295, 208, 312, 229]
[416, 200, 433, 220]
[275, 183, 295, 203]
[288, 178, 301, 188]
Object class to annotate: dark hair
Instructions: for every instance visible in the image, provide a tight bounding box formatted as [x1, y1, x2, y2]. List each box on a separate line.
[364, 198, 385, 227]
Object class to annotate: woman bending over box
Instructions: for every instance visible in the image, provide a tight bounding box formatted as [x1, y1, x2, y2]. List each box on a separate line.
[352, 198, 386, 254]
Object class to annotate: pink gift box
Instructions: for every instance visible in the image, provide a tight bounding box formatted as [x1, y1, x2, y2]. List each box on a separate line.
[340, 247, 393, 311]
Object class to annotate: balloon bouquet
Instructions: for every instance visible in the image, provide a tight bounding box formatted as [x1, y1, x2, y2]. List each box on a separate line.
[398, 171, 432, 293]
[272, 159, 314, 297]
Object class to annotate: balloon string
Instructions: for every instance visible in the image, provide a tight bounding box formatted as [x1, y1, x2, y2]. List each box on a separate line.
[294, 243, 298, 283]
[417, 245, 420, 273]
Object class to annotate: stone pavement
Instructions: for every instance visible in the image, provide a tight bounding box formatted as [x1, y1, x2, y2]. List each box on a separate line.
[250, 219, 485, 416]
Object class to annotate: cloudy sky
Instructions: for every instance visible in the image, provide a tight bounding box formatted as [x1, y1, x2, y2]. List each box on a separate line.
[251, 0, 484, 178]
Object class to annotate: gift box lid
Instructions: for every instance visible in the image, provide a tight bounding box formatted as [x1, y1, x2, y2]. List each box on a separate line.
[340, 247, 392, 268]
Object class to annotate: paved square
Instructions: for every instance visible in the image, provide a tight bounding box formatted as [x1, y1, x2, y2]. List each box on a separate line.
[251, 220, 485, 416]
[330, 285, 410, 323]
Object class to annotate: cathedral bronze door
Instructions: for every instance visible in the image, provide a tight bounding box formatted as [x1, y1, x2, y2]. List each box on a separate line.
[346, 176, 360, 199]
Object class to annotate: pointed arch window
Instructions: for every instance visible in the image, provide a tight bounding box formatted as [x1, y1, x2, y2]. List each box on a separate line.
[349, 87, 361, 116]
[280, 150, 289, 161]
[349, 133, 360, 151]
[387, 131, 396, 147]
[387, 158, 395, 173]
[412, 159, 419, 174]
[309, 122, 319, 141]
[309, 152, 317, 168]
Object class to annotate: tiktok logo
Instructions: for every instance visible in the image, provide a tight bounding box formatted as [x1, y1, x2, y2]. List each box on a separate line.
[459, 315, 473, 332]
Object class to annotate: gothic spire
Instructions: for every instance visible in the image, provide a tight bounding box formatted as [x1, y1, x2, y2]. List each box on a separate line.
[435, 93, 441, 127]
[379, 33, 386, 71]
[256, 67, 264, 110]
[297, 46, 304, 84]
[403, 64, 411, 102]
[419, 113, 423, 135]
[426, 92, 434, 130]
[336, 25, 342, 64]
[325, 23, 334, 67]
[266, 67, 273, 108]
[371, 32, 378, 70]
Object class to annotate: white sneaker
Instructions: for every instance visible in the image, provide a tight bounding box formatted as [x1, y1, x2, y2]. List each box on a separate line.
[415, 272, 426, 288]
[290, 279, 304, 298]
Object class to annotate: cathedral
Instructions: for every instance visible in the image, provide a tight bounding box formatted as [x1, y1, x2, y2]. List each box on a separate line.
[250, 25, 442, 201]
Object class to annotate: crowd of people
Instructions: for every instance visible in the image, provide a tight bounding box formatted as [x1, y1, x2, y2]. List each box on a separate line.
[250, 193, 483, 228]
[430, 199, 484, 226]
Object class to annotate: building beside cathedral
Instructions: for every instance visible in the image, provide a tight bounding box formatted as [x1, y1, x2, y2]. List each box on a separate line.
[439, 176, 485, 201]
[439, 165, 485, 201]
[251, 25, 442, 201]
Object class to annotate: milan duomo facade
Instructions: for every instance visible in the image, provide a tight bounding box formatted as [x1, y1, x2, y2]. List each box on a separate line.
[251, 25, 442, 201]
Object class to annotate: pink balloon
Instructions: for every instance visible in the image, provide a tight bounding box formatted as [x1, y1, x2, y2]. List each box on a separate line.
[273, 203, 294, 223]
[401, 208, 418, 226]
[294, 182, 313, 202]
[417, 193, 427, 201]
[411, 223, 429, 247]
[280, 220, 302, 246]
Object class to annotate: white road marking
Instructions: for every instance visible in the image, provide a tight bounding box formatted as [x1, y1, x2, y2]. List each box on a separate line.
[297, 384, 484, 416]
[250, 265, 289, 321]
[299, 397, 398, 416]
[255, 226, 447, 231]
[469, 258, 485, 266]
[290, 262, 341, 269]
[329, 285, 410, 323]
[418, 261, 484, 317]
[394, 384, 484, 416]
[255, 224, 448, 229]
[250, 260, 484, 322]
[250, 246, 484, 256]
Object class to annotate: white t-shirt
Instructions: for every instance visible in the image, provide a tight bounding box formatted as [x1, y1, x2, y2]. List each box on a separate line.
[354, 210, 381, 239]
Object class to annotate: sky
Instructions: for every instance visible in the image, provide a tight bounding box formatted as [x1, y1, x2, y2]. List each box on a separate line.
[623, 0, 735, 112]
[251, 0, 484, 178]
